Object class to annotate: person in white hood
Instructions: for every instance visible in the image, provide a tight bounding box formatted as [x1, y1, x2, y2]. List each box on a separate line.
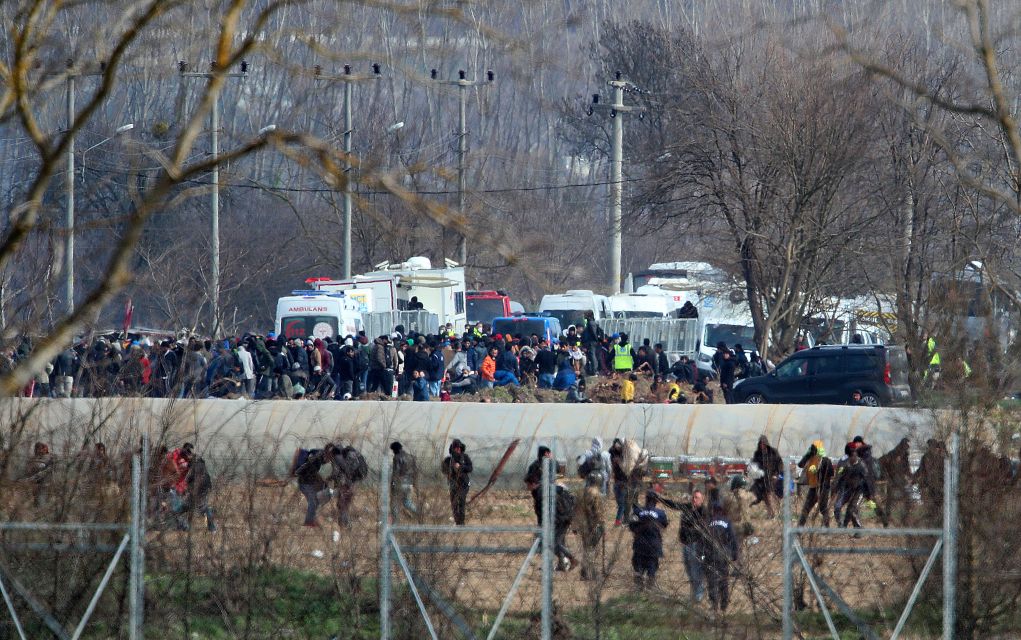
[576, 437, 612, 495]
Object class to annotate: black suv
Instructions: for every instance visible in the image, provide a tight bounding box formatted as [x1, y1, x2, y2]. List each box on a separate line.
[732, 345, 911, 407]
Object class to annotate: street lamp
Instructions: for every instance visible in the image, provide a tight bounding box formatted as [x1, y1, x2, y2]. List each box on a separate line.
[80, 123, 134, 183]
[65, 121, 134, 316]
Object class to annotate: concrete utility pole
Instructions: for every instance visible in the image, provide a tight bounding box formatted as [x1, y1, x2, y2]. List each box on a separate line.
[314, 63, 381, 279]
[63, 62, 106, 316]
[433, 68, 494, 266]
[590, 72, 642, 294]
[179, 60, 248, 339]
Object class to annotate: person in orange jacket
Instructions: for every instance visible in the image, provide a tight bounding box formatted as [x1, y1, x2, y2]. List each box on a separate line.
[480, 347, 498, 389]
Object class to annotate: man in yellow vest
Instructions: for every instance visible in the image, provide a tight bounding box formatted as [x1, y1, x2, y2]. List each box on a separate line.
[611, 333, 634, 375]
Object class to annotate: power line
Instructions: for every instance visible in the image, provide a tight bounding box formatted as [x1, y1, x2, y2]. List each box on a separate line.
[79, 163, 648, 195]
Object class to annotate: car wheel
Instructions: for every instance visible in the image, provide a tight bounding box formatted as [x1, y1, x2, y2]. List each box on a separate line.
[861, 392, 880, 407]
[744, 393, 766, 405]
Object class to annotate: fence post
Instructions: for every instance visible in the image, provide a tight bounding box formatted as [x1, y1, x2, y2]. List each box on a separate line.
[128, 453, 143, 640]
[782, 457, 793, 640]
[541, 458, 554, 640]
[380, 458, 393, 640]
[942, 432, 958, 640]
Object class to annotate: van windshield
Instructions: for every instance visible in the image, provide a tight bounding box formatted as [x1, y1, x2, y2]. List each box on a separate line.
[467, 298, 506, 325]
[616, 311, 666, 319]
[541, 310, 587, 329]
[705, 323, 756, 348]
[281, 316, 338, 340]
[492, 319, 548, 339]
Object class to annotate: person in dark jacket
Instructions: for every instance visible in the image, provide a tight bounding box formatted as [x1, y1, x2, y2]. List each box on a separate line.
[658, 489, 708, 602]
[411, 370, 430, 401]
[336, 345, 357, 398]
[880, 438, 912, 524]
[704, 502, 739, 612]
[427, 344, 445, 397]
[535, 342, 558, 389]
[671, 355, 696, 385]
[834, 447, 868, 528]
[526, 449, 577, 571]
[751, 435, 783, 516]
[441, 439, 473, 525]
[293, 445, 333, 527]
[678, 301, 698, 319]
[857, 442, 888, 526]
[629, 491, 669, 589]
[609, 439, 629, 525]
[329, 444, 366, 526]
[718, 350, 737, 404]
[184, 452, 216, 532]
[797, 440, 835, 526]
[654, 344, 670, 377]
[390, 442, 418, 521]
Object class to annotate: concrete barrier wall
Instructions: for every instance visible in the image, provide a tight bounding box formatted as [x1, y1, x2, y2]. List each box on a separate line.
[0, 398, 940, 481]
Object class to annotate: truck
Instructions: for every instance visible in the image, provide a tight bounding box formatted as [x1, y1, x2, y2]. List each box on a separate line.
[308, 256, 468, 333]
[466, 290, 513, 326]
[538, 290, 612, 330]
[275, 291, 364, 341]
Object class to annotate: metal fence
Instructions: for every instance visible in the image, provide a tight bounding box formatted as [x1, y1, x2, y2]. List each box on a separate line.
[363, 311, 440, 339]
[781, 433, 959, 640]
[379, 458, 555, 640]
[600, 318, 699, 356]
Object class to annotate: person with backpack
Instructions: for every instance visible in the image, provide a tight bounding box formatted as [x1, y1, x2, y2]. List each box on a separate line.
[576, 437, 611, 495]
[389, 442, 418, 521]
[525, 447, 576, 571]
[442, 439, 473, 525]
[292, 445, 333, 527]
[629, 490, 669, 589]
[329, 444, 368, 527]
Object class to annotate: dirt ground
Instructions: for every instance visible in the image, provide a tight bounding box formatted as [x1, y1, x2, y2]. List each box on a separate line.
[145, 476, 928, 633]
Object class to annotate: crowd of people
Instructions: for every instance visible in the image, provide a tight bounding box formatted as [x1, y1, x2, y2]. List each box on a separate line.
[10, 317, 728, 403]
[16, 426, 969, 615]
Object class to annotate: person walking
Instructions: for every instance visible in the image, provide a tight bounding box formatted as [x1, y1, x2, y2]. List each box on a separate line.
[751, 435, 782, 516]
[184, 449, 216, 532]
[835, 446, 869, 528]
[442, 439, 473, 525]
[629, 490, 669, 589]
[797, 440, 834, 527]
[389, 441, 418, 521]
[704, 502, 739, 612]
[718, 350, 737, 404]
[575, 473, 605, 581]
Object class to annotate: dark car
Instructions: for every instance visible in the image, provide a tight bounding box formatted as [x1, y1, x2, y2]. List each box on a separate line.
[732, 344, 911, 407]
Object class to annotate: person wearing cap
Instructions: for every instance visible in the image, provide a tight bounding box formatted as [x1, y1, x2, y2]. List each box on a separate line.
[704, 502, 738, 612]
[629, 490, 669, 589]
[797, 440, 834, 526]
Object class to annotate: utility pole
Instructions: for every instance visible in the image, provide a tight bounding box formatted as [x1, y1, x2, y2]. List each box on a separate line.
[433, 68, 494, 266]
[589, 72, 642, 294]
[314, 63, 381, 279]
[179, 59, 248, 339]
[63, 62, 104, 316]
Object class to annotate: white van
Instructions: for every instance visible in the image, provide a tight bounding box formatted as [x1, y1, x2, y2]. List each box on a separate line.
[609, 293, 673, 319]
[275, 292, 363, 341]
[538, 290, 612, 329]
